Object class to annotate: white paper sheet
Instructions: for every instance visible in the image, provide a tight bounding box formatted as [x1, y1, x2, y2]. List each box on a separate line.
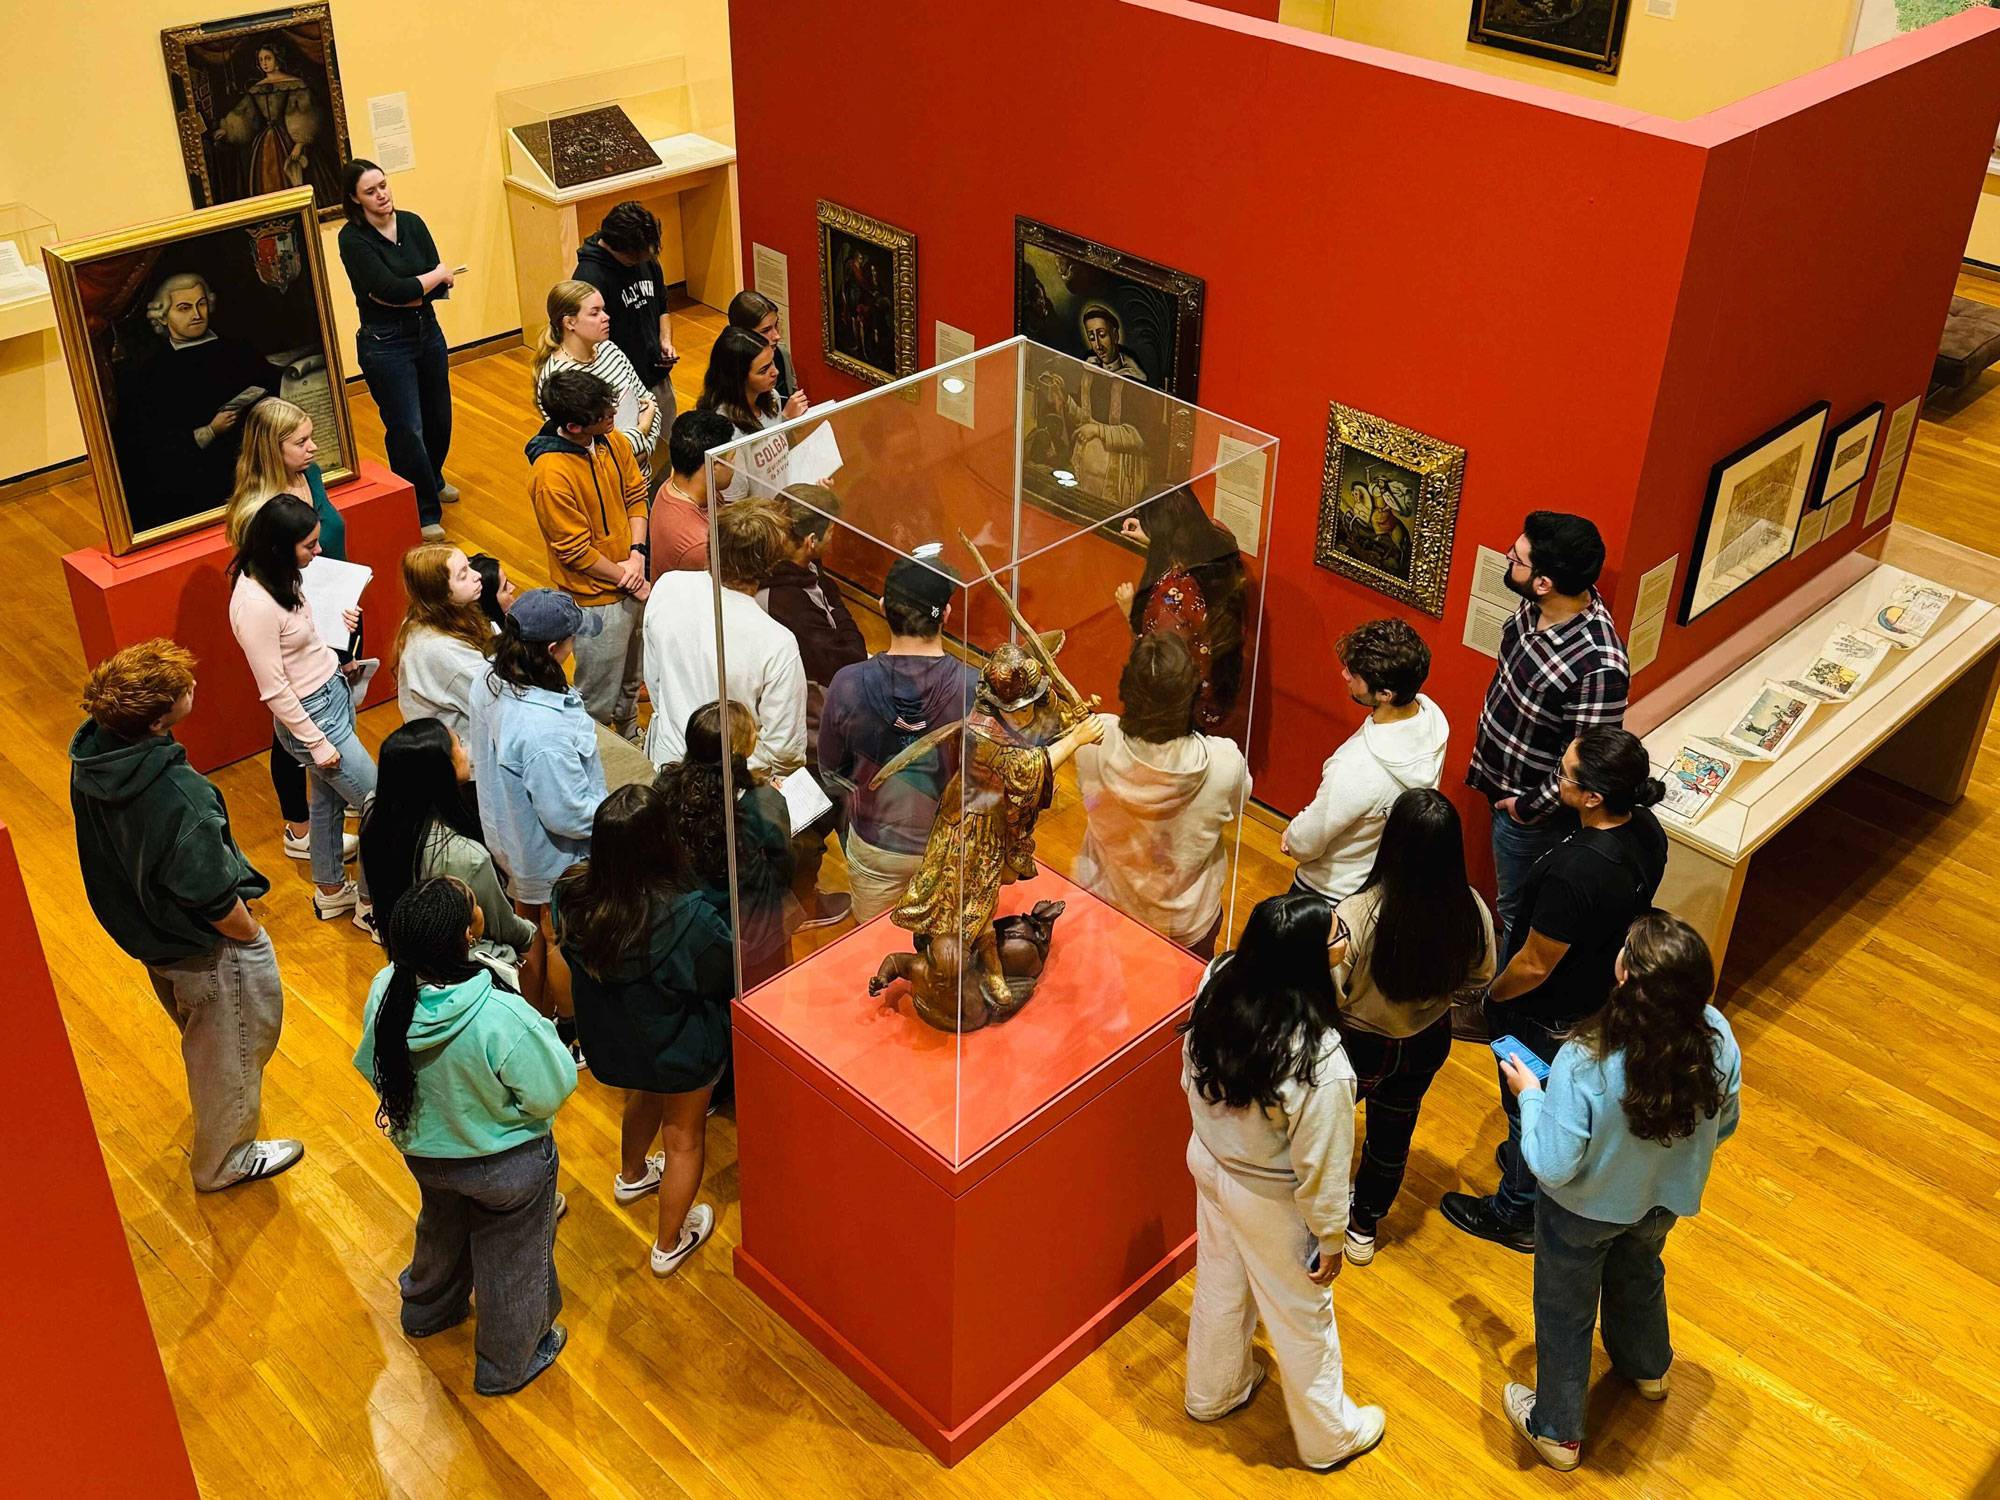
[778, 767, 834, 831]
[346, 657, 381, 708]
[1631, 554, 1678, 625]
[1461, 598, 1513, 659]
[1824, 485, 1859, 535]
[1628, 610, 1666, 676]
[786, 422, 844, 487]
[369, 92, 415, 174]
[302, 555, 373, 649]
[752, 243, 790, 306]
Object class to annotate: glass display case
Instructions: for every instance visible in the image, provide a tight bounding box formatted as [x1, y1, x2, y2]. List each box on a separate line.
[705, 337, 1278, 1169]
[0, 203, 56, 341]
[498, 57, 735, 198]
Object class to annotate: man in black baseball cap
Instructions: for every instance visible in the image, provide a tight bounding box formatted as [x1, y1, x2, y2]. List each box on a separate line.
[817, 554, 980, 922]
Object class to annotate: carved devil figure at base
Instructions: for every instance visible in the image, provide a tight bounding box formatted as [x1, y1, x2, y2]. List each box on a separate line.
[869, 900, 1066, 1031]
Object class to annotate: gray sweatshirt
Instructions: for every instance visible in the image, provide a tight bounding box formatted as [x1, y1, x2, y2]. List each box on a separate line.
[1182, 982, 1357, 1244]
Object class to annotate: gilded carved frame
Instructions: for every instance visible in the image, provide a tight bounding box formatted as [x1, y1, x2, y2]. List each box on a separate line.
[43, 187, 358, 555]
[162, 5, 352, 223]
[1314, 402, 1466, 619]
[815, 200, 918, 387]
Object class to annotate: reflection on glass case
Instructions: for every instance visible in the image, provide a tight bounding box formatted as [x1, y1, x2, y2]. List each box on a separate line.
[700, 337, 1276, 1168]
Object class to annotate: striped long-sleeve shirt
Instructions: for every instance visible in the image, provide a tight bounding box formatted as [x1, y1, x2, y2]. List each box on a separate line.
[1466, 590, 1629, 820]
[535, 341, 656, 480]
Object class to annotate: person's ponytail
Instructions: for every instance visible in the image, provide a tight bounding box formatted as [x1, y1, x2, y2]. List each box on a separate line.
[369, 877, 477, 1136]
[533, 279, 594, 384]
[372, 964, 422, 1134]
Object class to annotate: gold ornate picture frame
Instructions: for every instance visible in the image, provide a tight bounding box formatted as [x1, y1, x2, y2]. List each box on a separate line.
[1314, 403, 1465, 618]
[816, 200, 917, 387]
[162, 6, 352, 223]
[44, 187, 358, 555]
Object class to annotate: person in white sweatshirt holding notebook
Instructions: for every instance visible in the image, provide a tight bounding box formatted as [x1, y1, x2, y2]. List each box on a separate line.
[1284, 619, 1447, 903]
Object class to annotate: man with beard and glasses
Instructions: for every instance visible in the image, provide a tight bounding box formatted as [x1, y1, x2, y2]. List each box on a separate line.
[1465, 512, 1628, 968]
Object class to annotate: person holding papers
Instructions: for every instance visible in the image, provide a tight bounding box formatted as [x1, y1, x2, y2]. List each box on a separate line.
[225, 397, 358, 866]
[228, 495, 378, 931]
[696, 327, 803, 502]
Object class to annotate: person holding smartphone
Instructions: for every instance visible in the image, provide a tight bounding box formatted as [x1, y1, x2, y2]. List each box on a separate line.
[1179, 892, 1386, 1472]
[1495, 913, 1741, 1471]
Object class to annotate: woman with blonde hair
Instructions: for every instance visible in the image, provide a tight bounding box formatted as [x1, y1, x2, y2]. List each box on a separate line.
[227, 397, 357, 865]
[395, 544, 495, 745]
[532, 279, 657, 475]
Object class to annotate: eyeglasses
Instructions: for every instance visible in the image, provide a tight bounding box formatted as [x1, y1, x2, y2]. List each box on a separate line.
[1505, 547, 1531, 571]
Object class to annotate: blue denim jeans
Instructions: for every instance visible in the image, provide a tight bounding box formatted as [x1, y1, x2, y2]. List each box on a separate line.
[1490, 803, 1564, 967]
[400, 1134, 565, 1395]
[355, 310, 451, 526]
[274, 677, 378, 885]
[1490, 1008, 1565, 1229]
[1530, 1193, 1677, 1443]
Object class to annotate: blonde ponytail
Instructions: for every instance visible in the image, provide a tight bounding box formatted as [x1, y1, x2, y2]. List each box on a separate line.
[532, 278, 597, 384]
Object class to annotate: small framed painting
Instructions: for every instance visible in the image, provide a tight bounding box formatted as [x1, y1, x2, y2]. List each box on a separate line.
[1813, 402, 1882, 509]
[1679, 402, 1829, 625]
[1467, 0, 1635, 75]
[1313, 403, 1466, 618]
[816, 200, 916, 387]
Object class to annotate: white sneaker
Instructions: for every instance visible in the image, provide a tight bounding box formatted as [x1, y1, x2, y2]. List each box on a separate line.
[554, 1191, 568, 1221]
[284, 827, 358, 861]
[1186, 1360, 1265, 1421]
[1632, 1369, 1671, 1402]
[1343, 1227, 1377, 1266]
[1308, 1405, 1387, 1469]
[313, 881, 359, 919]
[1503, 1382, 1581, 1471]
[354, 902, 381, 944]
[650, 1202, 715, 1276]
[614, 1152, 666, 1204]
[215, 1138, 305, 1189]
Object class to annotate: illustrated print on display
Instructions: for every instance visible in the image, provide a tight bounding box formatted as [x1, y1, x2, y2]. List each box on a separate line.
[1467, 0, 1636, 73]
[162, 6, 352, 221]
[42, 188, 357, 554]
[1679, 402, 1830, 624]
[1314, 403, 1466, 618]
[815, 201, 916, 387]
[1014, 218, 1203, 533]
[1813, 403, 1882, 509]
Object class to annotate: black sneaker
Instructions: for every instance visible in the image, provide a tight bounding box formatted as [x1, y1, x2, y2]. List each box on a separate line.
[1440, 1192, 1534, 1253]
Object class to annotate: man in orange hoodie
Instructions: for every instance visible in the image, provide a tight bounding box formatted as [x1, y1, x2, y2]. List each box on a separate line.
[527, 367, 651, 739]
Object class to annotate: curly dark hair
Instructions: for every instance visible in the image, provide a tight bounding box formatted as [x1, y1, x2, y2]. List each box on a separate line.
[1572, 913, 1724, 1145]
[653, 700, 758, 889]
[1338, 618, 1431, 706]
[596, 201, 661, 257]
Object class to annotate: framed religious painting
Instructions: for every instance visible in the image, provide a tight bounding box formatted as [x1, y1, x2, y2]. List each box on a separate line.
[1812, 402, 1882, 509]
[1467, 0, 1635, 75]
[162, 6, 352, 222]
[1014, 217, 1204, 400]
[816, 201, 917, 387]
[1679, 401, 1830, 625]
[43, 187, 357, 555]
[1313, 403, 1466, 618]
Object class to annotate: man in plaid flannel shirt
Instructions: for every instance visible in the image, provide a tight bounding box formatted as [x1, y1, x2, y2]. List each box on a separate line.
[1466, 512, 1629, 963]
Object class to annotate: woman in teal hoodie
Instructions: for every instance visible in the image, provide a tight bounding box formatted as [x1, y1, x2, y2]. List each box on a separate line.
[354, 877, 578, 1396]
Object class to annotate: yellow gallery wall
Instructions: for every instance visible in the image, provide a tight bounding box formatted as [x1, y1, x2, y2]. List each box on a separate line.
[1320, 0, 1856, 121]
[1971, 177, 2000, 265]
[0, 0, 732, 485]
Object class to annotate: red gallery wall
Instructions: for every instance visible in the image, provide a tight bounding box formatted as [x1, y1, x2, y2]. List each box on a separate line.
[730, 0, 2000, 834]
[0, 821, 197, 1495]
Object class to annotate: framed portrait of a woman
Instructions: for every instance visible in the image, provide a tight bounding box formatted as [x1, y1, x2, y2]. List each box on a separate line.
[162, 6, 352, 222]
[44, 187, 357, 554]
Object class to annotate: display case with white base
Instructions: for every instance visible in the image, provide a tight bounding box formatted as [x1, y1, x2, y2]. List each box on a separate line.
[1634, 525, 2000, 975]
[0, 203, 56, 342]
[498, 58, 739, 336]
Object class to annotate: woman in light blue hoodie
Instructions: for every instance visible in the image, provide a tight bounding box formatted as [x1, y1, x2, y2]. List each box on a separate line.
[355, 877, 579, 1396]
[465, 589, 609, 912]
[1496, 911, 1741, 1472]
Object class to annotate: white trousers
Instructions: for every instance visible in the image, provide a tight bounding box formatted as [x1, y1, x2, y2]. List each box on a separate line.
[843, 827, 924, 924]
[1184, 1134, 1368, 1468]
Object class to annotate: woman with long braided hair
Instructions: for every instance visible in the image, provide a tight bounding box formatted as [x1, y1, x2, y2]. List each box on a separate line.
[353, 877, 578, 1395]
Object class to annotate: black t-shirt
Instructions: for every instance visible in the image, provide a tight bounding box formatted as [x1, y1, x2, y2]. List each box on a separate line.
[1509, 807, 1668, 1028]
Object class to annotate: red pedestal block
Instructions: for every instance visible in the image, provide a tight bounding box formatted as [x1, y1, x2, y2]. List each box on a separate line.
[732, 869, 1206, 1464]
[61, 462, 420, 773]
[0, 820, 197, 1495]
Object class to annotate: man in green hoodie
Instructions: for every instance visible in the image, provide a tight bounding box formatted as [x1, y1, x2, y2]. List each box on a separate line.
[70, 638, 303, 1190]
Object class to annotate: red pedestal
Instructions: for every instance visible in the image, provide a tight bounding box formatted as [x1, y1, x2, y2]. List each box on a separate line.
[0, 820, 197, 1495]
[61, 463, 420, 773]
[732, 869, 1205, 1464]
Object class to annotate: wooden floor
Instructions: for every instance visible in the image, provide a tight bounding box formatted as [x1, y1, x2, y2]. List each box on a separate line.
[7, 285, 2000, 1499]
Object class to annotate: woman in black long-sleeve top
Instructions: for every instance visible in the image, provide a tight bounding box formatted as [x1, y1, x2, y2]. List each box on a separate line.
[337, 158, 456, 538]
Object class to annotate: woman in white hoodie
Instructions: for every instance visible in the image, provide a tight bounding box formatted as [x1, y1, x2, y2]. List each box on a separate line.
[1284, 619, 1448, 903]
[1075, 632, 1249, 957]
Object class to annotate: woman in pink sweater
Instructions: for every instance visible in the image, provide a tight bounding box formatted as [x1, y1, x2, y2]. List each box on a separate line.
[228, 495, 378, 929]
